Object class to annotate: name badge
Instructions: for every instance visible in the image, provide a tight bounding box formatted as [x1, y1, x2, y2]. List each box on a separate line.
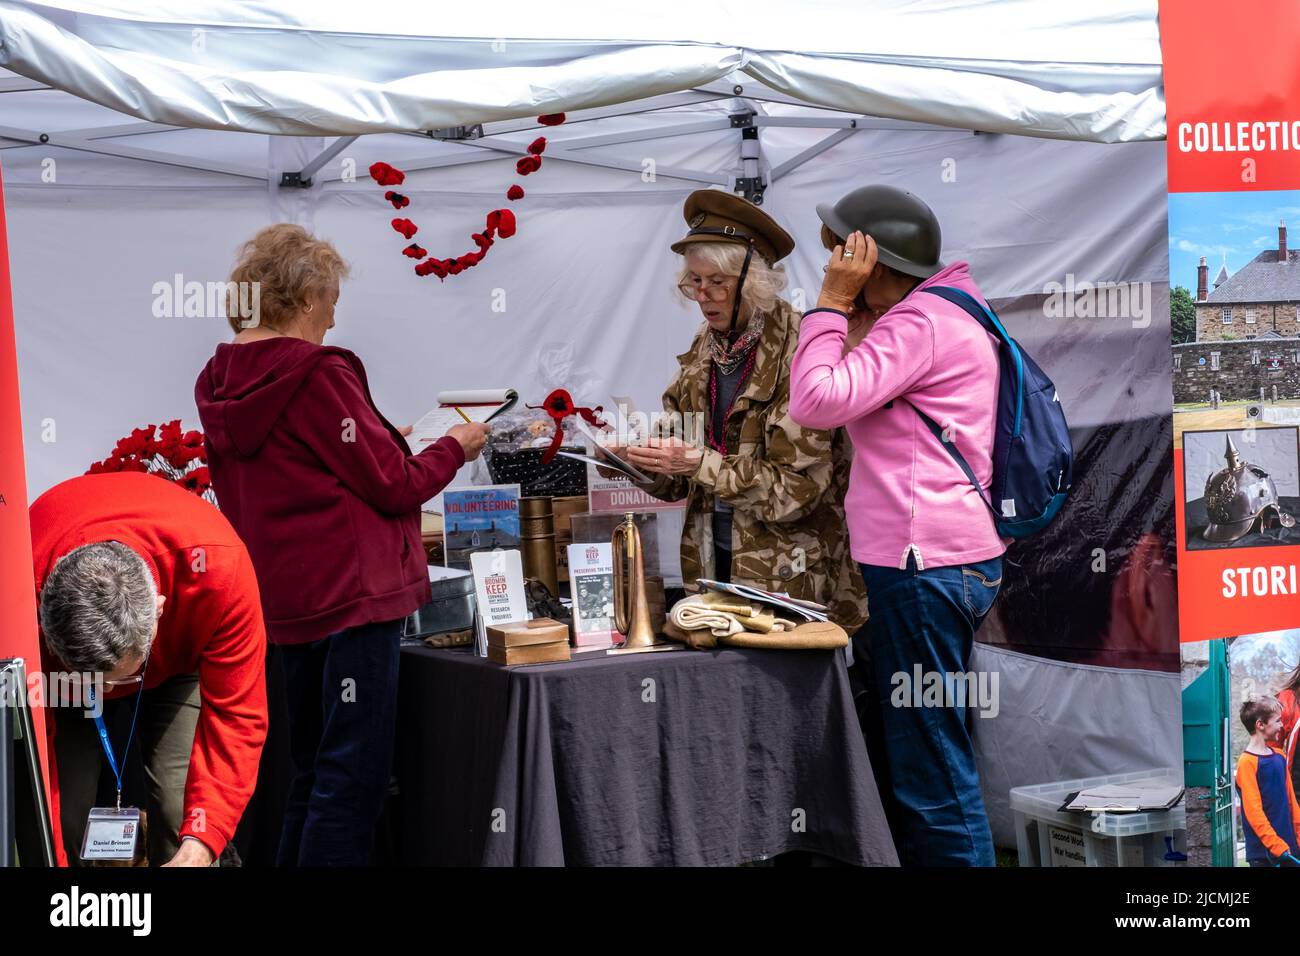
[81, 807, 143, 862]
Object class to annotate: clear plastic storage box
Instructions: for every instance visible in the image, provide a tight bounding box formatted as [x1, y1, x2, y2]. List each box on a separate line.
[1009, 768, 1187, 867]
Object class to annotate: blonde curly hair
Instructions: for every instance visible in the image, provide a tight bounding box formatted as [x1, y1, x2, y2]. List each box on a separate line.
[226, 224, 350, 333]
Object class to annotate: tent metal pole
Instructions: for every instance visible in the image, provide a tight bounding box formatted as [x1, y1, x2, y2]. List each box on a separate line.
[769, 127, 859, 183]
[415, 91, 733, 141]
[0, 78, 50, 93]
[753, 116, 951, 132]
[0, 124, 268, 181]
[690, 80, 864, 113]
[283, 135, 360, 188]
[540, 119, 733, 151]
[729, 105, 765, 203]
[453, 139, 729, 185]
[0, 659, 55, 867]
[53, 121, 182, 140]
[0, 662, 11, 866]
[0, 122, 183, 150]
[313, 147, 504, 184]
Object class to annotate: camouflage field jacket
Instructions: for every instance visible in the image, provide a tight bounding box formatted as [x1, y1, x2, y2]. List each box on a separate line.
[642, 299, 868, 631]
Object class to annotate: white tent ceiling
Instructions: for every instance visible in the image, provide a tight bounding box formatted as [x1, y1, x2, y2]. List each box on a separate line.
[0, 0, 1166, 142]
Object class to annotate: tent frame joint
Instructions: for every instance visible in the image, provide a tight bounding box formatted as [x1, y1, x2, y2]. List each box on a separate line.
[426, 125, 485, 141]
[734, 175, 765, 204]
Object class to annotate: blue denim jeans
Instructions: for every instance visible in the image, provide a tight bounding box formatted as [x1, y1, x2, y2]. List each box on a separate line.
[276, 618, 402, 867]
[858, 554, 1002, 867]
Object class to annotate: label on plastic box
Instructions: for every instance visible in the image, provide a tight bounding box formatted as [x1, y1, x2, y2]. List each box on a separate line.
[1047, 826, 1087, 867]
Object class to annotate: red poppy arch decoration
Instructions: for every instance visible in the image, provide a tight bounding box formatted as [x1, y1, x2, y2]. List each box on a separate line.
[368, 114, 566, 281]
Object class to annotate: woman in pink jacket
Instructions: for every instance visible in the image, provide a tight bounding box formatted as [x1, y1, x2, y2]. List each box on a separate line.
[789, 186, 1005, 867]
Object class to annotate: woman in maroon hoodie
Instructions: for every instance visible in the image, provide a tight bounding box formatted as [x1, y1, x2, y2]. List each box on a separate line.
[196, 224, 488, 866]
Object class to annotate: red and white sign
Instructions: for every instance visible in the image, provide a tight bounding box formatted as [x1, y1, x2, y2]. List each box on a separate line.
[1164, 0, 1300, 641]
[0, 160, 53, 834]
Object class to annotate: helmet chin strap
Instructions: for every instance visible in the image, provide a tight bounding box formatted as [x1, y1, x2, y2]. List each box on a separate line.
[728, 240, 756, 336]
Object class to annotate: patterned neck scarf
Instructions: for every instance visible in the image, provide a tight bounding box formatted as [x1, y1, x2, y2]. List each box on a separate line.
[707, 310, 766, 375]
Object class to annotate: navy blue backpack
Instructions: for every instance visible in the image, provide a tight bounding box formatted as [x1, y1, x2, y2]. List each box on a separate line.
[909, 286, 1072, 538]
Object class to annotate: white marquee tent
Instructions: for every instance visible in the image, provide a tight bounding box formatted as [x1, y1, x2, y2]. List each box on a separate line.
[0, 0, 1178, 851]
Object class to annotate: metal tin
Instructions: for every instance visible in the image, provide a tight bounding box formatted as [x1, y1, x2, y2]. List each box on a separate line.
[403, 566, 475, 638]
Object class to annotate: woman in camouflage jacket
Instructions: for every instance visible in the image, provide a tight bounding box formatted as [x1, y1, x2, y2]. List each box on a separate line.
[625, 190, 867, 631]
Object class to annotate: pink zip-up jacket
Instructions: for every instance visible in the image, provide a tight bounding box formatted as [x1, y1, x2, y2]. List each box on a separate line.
[789, 260, 1006, 570]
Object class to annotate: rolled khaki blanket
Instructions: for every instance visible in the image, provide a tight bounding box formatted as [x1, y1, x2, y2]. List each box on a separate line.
[663, 614, 848, 651]
[720, 620, 848, 650]
[663, 618, 719, 649]
[670, 593, 780, 636]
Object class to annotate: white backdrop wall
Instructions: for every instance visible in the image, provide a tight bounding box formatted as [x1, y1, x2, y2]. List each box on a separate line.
[5, 109, 1168, 497]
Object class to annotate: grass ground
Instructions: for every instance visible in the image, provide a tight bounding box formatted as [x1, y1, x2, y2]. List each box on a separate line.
[1173, 400, 1300, 448]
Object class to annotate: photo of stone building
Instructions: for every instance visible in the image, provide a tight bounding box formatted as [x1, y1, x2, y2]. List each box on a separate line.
[1173, 221, 1300, 404]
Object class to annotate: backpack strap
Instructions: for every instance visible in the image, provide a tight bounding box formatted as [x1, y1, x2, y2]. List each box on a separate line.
[905, 286, 1001, 517]
[925, 285, 1024, 431]
[923, 285, 1007, 340]
[907, 400, 995, 515]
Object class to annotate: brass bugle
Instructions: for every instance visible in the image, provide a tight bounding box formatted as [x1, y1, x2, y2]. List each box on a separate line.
[612, 511, 657, 648]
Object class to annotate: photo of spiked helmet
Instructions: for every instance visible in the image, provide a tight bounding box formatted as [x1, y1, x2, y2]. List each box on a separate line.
[1202, 433, 1297, 543]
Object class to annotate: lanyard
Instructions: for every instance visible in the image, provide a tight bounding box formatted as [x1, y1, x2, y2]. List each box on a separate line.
[705, 346, 759, 455]
[84, 665, 147, 810]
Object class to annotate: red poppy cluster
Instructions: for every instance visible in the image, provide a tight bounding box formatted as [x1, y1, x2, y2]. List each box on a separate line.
[87, 420, 215, 503]
[368, 113, 567, 281]
[526, 388, 605, 464]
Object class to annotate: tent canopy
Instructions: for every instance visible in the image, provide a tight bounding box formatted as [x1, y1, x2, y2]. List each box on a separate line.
[0, 0, 1166, 142]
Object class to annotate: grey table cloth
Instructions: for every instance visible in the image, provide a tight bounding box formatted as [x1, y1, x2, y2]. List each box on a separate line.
[393, 642, 898, 866]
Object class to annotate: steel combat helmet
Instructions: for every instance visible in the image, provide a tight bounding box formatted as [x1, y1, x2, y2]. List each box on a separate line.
[815, 184, 944, 279]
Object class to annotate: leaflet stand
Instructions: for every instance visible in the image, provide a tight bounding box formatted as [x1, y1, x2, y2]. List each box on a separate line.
[1, 658, 56, 866]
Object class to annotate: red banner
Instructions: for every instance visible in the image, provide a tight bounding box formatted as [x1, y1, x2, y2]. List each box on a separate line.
[1164, 0, 1300, 193]
[1165, 0, 1300, 641]
[0, 163, 52, 820]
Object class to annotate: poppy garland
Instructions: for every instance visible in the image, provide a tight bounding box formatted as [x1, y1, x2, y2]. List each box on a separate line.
[369, 113, 566, 280]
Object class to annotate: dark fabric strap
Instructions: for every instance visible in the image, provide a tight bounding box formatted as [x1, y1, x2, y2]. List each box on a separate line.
[686, 225, 759, 245]
[922, 285, 998, 335]
[729, 240, 755, 333]
[904, 286, 999, 516]
[907, 402, 994, 515]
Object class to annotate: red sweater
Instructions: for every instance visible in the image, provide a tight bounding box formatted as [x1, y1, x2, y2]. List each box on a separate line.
[30, 473, 268, 864]
[195, 337, 465, 644]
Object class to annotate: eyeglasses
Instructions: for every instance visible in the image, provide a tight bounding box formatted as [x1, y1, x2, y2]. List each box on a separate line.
[103, 651, 150, 688]
[677, 276, 737, 301]
[104, 673, 145, 688]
